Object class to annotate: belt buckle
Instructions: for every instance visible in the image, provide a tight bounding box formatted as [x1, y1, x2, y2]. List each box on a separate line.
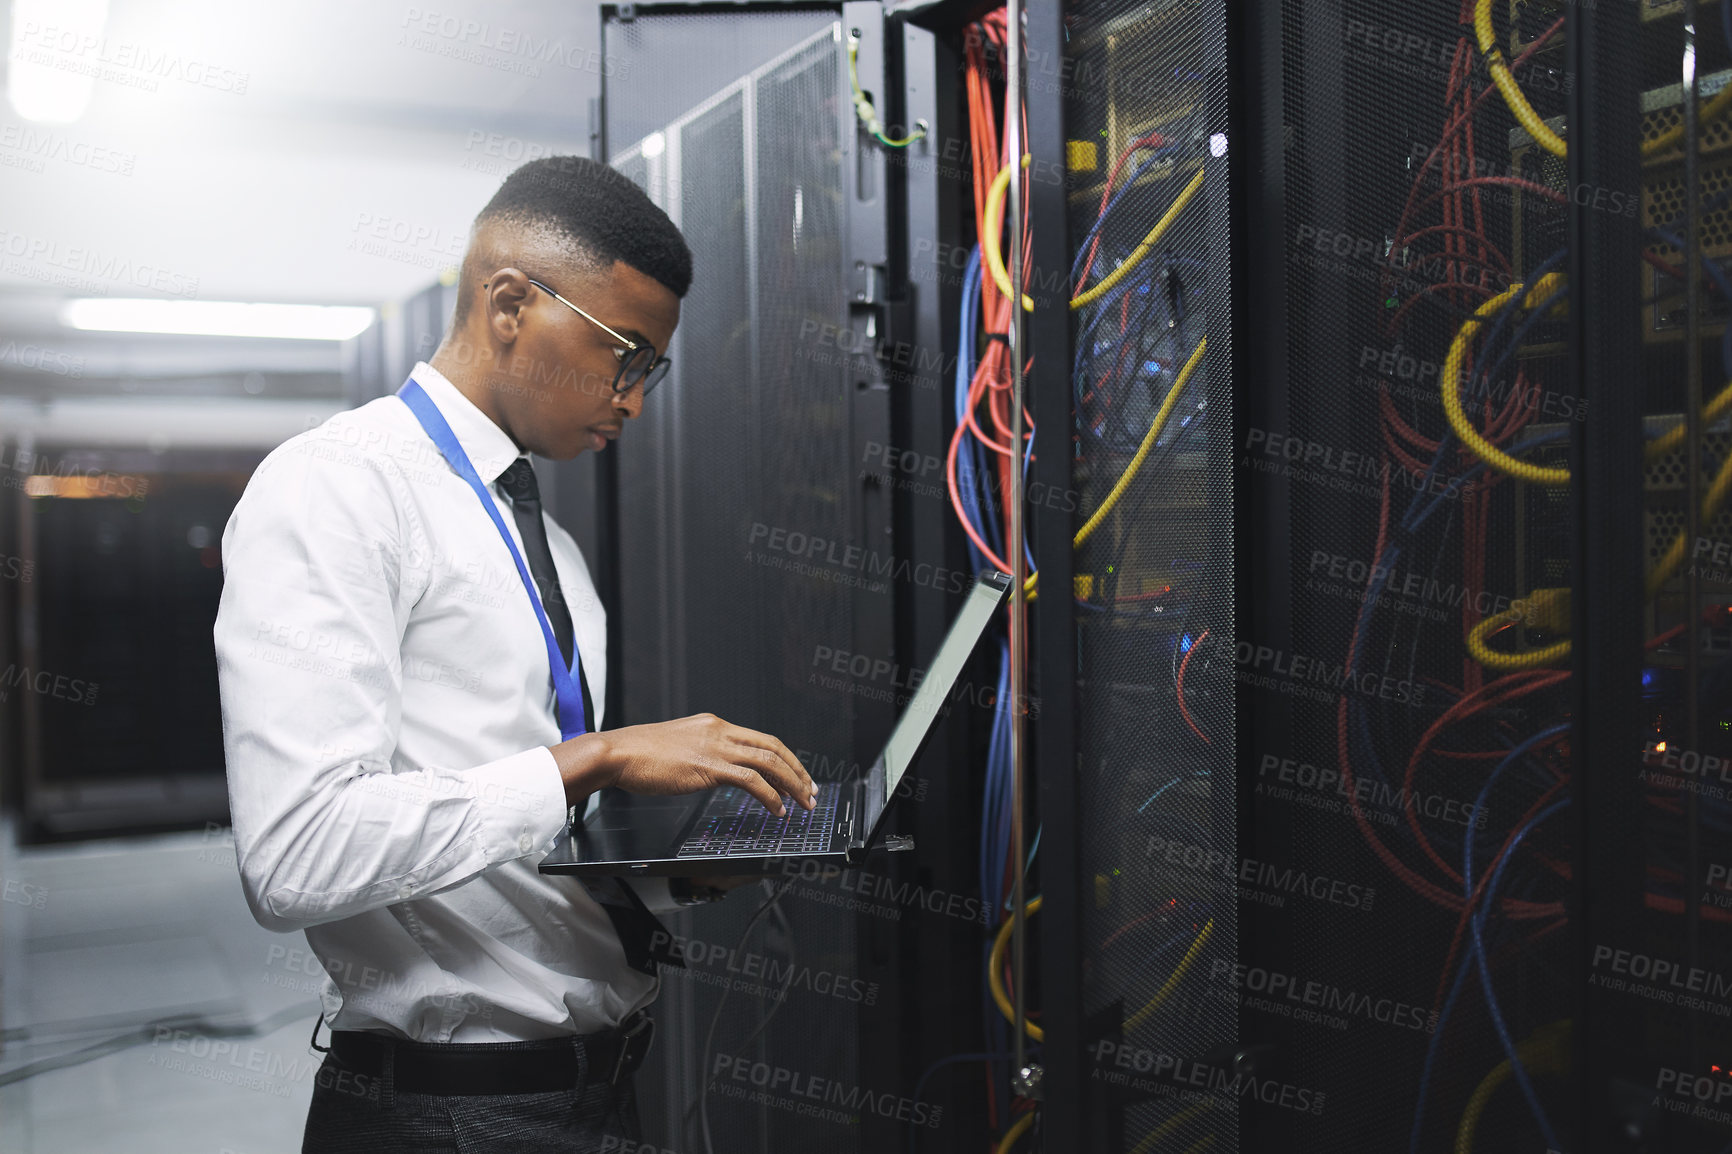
[611, 1012, 655, 1087]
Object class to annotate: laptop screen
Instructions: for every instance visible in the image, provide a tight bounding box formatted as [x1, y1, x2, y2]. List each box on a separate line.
[878, 571, 1011, 811]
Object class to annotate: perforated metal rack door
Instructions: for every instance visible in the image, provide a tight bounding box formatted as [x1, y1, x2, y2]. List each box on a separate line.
[1247, 0, 1587, 1149]
[1059, 0, 1239, 1149]
[601, 12, 890, 1153]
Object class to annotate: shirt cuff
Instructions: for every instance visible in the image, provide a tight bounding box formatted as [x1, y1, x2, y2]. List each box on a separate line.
[471, 746, 570, 863]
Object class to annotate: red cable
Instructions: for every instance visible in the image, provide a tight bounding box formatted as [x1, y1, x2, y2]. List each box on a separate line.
[1176, 629, 1211, 744]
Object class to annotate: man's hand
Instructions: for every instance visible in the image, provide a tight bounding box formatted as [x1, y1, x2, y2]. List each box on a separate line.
[549, 712, 816, 816]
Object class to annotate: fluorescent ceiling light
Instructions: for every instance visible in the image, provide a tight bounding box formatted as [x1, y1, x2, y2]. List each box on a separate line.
[9, 0, 109, 123]
[61, 298, 376, 341]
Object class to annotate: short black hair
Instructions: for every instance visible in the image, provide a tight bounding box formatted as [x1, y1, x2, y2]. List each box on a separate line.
[455, 155, 692, 323]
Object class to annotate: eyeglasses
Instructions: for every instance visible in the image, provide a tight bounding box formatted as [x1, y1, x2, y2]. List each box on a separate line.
[524, 277, 672, 400]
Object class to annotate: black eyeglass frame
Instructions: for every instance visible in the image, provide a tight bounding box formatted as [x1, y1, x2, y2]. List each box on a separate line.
[524, 276, 673, 400]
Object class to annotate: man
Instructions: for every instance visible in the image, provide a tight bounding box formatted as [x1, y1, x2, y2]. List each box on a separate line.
[214, 155, 815, 1153]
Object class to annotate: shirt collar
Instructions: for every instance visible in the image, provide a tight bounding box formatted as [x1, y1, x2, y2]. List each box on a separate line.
[407, 361, 530, 486]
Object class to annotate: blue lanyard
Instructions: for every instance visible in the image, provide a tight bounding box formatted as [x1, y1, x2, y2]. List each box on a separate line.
[395, 377, 589, 740]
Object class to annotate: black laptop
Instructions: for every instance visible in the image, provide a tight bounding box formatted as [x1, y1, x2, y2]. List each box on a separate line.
[537, 569, 1012, 878]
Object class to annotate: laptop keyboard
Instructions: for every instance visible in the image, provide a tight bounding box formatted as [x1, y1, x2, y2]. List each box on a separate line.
[676, 786, 840, 858]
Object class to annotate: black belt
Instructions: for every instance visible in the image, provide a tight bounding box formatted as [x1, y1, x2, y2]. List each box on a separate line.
[326, 1012, 654, 1096]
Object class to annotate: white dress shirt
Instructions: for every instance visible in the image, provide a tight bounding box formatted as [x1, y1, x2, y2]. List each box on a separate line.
[215, 360, 668, 1043]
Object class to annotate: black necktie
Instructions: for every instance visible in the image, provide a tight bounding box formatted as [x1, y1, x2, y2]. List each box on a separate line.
[496, 457, 680, 976]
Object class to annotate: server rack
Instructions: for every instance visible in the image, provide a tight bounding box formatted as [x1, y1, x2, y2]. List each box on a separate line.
[594, 8, 996, 1151]
[593, 0, 1732, 1149]
[990, 0, 1726, 1150]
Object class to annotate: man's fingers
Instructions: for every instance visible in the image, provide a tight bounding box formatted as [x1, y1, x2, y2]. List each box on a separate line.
[727, 728, 817, 808]
[720, 764, 786, 816]
[727, 744, 813, 811]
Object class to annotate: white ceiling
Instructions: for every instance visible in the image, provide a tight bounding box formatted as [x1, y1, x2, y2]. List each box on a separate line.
[1, 0, 603, 306]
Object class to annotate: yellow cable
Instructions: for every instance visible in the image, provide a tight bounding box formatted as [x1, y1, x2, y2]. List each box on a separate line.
[1476, 0, 1732, 159]
[996, 1111, 1035, 1154]
[1128, 1103, 1210, 1154]
[1440, 262, 1732, 666]
[981, 154, 1210, 600]
[1447, 275, 1732, 485]
[1472, 0, 1565, 159]
[989, 896, 1044, 1042]
[1459, 397, 1732, 668]
[1440, 274, 1571, 486]
[1455, 1058, 1513, 1154]
[983, 160, 1206, 313]
[1026, 337, 1207, 600]
[1455, 1021, 1570, 1154]
[1123, 918, 1214, 1032]
[983, 156, 1036, 312]
[1466, 589, 1572, 671]
[846, 34, 927, 148]
[1070, 168, 1207, 311]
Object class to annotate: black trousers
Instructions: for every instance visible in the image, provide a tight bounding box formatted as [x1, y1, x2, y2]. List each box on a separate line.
[301, 1037, 642, 1154]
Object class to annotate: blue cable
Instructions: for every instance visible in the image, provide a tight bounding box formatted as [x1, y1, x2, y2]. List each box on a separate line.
[1410, 796, 1568, 1153]
[1462, 728, 1572, 1151]
[1139, 771, 1209, 813]
[1068, 139, 1198, 286]
[906, 1051, 1015, 1154]
[1647, 222, 1732, 379]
